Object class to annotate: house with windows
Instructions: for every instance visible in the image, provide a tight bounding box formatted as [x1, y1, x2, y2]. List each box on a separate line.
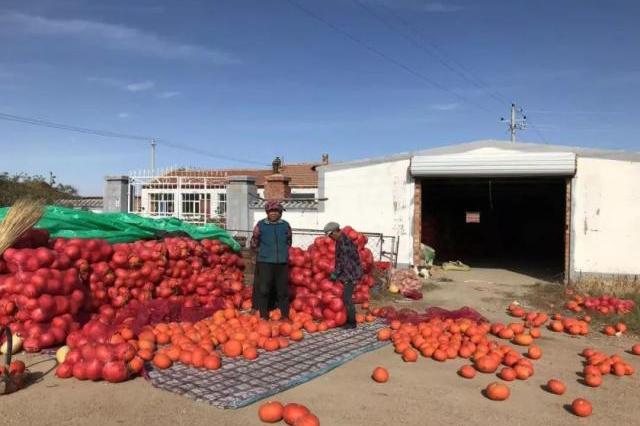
[123, 157, 323, 226]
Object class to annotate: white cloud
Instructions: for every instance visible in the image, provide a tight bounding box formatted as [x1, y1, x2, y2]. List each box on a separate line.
[157, 91, 181, 99]
[0, 12, 236, 64]
[423, 2, 463, 13]
[126, 80, 155, 92]
[431, 103, 459, 111]
[117, 112, 130, 119]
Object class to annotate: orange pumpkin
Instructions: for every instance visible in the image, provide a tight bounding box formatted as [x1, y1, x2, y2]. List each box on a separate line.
[203, 355, 221, 370]
[127, 356, 144, 374]
[152, 353, 172, 369]
[137, 348, 154, 362]
[498, 367, 516, 381]
[258, 401, 284, 423]
[138, 331, 156, 343]
[474, 356, 499, 373]
[615, 323, 627, 333]
[612, 362, 626, 377]
[549, 321, 563, 332]
[485, 382, 510, 401]
[546, 379, 566, 395]
[243, 346, 258, 360]
[632, 344, 640, 355]
[571, 398, 592, 417]
[290, 330, 304, 342]
[514, 364, 531, 380]
[584, 373, 602, 387]
[402, 348, 418, 362]
[223, 339, 243, 357]
[283, 403, 311, 425]
[458, 365, 476, 379]
[178, 350, 193, 365]
[293, 413, 320, 426]
[512, 333, 533, 346]
[527, 345, 542, 360]
[432, 349, 447, 362]
[372, 367, 389, 383]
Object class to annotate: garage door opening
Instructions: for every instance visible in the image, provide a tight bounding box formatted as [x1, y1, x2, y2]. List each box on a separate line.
[421, 178, 567, 281]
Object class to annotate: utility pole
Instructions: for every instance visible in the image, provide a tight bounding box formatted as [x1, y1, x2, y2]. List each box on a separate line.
[150, 139, 157, 172]
[501, 103, 527, 142]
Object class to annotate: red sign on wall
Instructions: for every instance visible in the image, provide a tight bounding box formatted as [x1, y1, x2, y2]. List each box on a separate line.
[466, 212, 480, 223]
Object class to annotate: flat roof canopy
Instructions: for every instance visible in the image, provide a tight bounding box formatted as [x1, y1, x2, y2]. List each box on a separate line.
[410, 150, 576, 177]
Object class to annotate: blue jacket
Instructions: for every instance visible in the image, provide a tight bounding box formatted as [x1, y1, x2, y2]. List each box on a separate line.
[250, 219, 292, 264]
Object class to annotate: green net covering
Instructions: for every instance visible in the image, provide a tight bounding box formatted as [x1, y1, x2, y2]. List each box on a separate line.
[0, 206, 240, 251]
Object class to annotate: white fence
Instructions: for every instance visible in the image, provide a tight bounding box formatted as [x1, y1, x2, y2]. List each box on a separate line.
[128, 168, 228, 226]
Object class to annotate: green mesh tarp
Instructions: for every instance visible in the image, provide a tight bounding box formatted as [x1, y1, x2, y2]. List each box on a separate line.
[0, 206, 240, 251]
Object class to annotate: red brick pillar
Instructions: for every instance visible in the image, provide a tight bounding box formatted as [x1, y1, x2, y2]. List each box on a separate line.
[413, 179, 422, 266]
[264, 174, 291, 200]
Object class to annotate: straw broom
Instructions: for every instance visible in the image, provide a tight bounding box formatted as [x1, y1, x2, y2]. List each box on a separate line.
[0, 198, 45, 255]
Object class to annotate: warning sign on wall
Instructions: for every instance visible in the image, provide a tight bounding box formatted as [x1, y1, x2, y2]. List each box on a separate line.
[466, 212, 480, 223]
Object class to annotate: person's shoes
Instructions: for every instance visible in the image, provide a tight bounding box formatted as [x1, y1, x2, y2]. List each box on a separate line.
[343, 323, 357, 329]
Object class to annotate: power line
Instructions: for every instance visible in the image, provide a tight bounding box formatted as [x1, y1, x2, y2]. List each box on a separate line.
[353, 0, 503, 107]
[285, 0, 494, 113]
[527, 120, 550, 144]
[0, 111, 268, 166]
[0, 112, 150, 141]
[371, 1, 510, 107]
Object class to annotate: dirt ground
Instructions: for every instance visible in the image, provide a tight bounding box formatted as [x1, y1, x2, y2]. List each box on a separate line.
[4, 268, 639, 426]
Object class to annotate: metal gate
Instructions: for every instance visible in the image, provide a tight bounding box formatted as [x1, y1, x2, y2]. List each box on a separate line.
[128, 168, 228, 226]
[227, 228, 398, 265]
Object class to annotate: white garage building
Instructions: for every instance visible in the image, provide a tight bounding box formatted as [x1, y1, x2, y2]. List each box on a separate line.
[276, 140, 640, 283]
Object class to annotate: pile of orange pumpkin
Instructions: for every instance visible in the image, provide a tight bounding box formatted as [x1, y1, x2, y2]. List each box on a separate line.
[602, 322, 627, 336]
[258, 400, 319, 425]
[547, 314, 590, 336]
[580, 348, 635, 387]
[374, 312, 542, 385]
[58, 306, 374, 381]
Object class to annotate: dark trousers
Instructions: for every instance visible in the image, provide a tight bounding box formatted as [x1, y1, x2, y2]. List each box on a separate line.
[254, 262, 289, 320]
[343, 280, 356, 325]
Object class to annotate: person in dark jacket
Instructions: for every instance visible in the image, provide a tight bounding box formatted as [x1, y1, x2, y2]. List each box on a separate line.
[324, 222, 363, 329]
[251, 200, 292, 320]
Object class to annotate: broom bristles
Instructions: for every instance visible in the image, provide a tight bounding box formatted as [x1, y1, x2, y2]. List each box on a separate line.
[0, 198, 45, 255]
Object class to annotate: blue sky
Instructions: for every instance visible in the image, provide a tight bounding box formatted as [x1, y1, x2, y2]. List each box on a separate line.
[1, 0, 639, 194]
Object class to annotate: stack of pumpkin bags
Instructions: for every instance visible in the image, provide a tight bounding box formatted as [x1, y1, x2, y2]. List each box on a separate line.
[388, 269, 423, 300]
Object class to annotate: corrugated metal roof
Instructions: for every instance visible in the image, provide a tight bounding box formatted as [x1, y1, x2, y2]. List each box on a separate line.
[411, 150, 577, 177]
[320, 139, 640, 171]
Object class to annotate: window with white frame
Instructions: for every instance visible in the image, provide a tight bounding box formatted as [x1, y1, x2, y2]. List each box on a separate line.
[182, 193, 204, 215]
[215, 193, 227, 216]
[149, 193, 174, 214]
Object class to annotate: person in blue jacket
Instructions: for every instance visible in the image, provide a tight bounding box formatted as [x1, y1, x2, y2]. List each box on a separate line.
[251, 200, 292, 320]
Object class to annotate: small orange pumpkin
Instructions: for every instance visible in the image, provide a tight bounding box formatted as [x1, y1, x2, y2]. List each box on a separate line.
[571, 398, 592, 417]
[546, 379, 566, 395]
[372, 367, 389, 383]
[258, 401, 284, 423]
[485, 382, 510, 401]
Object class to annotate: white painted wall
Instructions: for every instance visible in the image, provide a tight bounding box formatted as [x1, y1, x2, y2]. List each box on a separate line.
[248, 159, 415, 264]
[322, 159, 414, 264]
[572, 157, 640, 276]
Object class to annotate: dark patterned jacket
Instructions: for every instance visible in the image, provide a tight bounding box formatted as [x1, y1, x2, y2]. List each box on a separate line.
[335, 233, 363, 283]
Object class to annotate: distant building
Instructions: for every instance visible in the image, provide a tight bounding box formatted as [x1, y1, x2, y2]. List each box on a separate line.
[55, 196, 104, 213]
[123, 157, 324, 226]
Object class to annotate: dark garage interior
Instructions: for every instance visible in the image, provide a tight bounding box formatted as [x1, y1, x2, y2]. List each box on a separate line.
[421, 177, 567, 280]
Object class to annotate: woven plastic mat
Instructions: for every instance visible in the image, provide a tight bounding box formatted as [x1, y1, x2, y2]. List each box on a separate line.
[145, 320, 389, 409]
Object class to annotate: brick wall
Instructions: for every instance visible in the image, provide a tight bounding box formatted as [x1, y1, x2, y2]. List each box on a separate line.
[264, 174, 292, 200]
